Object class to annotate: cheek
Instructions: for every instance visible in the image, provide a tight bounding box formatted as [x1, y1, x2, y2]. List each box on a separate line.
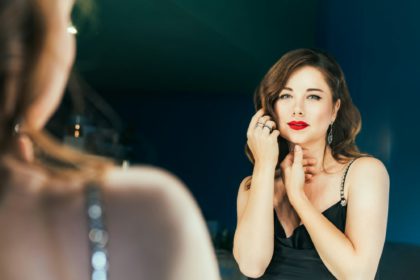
[274, 102, 288, 136]
[306, 105, 333, 133]
[312, 103, 331, 118]
[274, 101, 284, 122]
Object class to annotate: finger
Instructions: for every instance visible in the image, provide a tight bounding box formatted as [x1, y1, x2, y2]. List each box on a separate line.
[302, 159, 313, 166]
[247, 109, 265, 134]
[265, 120, 276, 129]
[262, 125, 272, 134]
[258, 115, 271, 125]
[270, 129, 280, 139]
[292, 153, 317, 163]
[281, 151, 293, 167]
[301, 149, 314, 158]
[253, 115, 272, 134]
[293, 145, 303, 166]
[304, 158, 317, 165]
[304, 166, 317, 175]
[261, 120, 275, 135]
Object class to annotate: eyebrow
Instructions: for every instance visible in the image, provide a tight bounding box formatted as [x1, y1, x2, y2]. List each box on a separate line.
[283, 87, 325, 93]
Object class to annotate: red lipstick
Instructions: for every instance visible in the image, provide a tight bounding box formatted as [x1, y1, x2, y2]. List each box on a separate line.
[287, 121, 309, 130]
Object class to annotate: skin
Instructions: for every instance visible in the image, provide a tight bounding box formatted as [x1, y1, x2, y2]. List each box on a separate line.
[25, 0, 77, 131]
[17, 0, 76, 162]
[0, 0, 221, 279]
[233, 66, 389, 279]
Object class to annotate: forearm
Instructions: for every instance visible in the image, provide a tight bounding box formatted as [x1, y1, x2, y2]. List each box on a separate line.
[289, 192, 372, 279]
[234, 163, 276, 273]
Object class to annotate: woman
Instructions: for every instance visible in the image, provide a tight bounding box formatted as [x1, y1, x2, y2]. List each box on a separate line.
[233, 49, 389, 279]
[0, 0, 220, 279]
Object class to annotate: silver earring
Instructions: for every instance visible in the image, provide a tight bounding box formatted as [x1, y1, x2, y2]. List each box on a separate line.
[327, 121, 334, 145]
[13, 118, 23, 136]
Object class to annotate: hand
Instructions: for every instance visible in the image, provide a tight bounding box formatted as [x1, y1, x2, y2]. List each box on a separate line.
[246, 109, 280, 167]
[280, 145, 317, 199]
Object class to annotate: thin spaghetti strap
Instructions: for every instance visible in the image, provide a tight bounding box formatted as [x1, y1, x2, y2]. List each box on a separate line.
[86, 184, 109, 280]
[340, 157, 358, 206]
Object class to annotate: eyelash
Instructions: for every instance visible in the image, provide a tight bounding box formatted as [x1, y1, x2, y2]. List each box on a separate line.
[278, 94, 321, 101]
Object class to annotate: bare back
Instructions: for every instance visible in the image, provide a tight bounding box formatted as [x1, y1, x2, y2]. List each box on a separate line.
[0, 161, 220, 280]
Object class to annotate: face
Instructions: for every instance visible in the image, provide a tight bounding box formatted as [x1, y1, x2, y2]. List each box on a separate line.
[25, 0, 77, 130]
[274, 66, 340, 147]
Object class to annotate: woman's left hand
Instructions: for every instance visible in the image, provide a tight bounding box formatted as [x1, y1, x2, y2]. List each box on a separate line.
[280, 145, 307, 201]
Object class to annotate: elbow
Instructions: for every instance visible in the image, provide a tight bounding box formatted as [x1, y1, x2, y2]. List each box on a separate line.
[233, 250, 269, 278]
[353, 269, 378, 280]
[341, 272, 376, 280]
[237, 261, 267, 279]
[338, 265, 378, 280]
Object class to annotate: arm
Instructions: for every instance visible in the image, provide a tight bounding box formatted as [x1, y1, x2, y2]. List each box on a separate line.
[232, 110, 280, 278]
[233, 110, 316, 278]
[289, 157, 389, 279]
[233, 165, 276, 278]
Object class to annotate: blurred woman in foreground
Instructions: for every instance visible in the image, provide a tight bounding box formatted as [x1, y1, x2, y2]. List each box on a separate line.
[0, 0, 220, 279]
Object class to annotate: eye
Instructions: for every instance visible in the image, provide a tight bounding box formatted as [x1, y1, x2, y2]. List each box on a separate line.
[278, 93, 292, 100]
[308, 95, 321, 100]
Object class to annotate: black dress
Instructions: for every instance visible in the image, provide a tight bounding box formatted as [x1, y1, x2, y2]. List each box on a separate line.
[250, 157, 378, 279]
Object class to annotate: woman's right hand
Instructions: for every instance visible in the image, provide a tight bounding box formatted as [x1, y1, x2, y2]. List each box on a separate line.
[246, 109, 280, 167]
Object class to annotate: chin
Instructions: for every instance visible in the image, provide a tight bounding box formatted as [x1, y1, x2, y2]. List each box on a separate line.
[282, 134, 306, 145]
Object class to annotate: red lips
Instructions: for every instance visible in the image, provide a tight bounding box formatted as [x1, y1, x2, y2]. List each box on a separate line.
[287, 121, 309, 130]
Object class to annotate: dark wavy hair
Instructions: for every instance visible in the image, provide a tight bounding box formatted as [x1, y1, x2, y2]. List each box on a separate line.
[245, 48, 370, 176]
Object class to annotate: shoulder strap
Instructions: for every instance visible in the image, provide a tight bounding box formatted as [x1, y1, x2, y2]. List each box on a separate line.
[339, 157, 359, 206]
[86, 184, 109, 280]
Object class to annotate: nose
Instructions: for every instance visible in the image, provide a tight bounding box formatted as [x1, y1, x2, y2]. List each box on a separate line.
[292, 100, 304, 116]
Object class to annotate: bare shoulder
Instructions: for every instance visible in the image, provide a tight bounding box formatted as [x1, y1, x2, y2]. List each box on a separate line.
[104, 165, 192, 199]
[100, 166, 219, 280]
[348, 156, 390, 196]
[350, 157, 389, 182]
[105, 165, 185, 191]
[102, 165, 201, 219]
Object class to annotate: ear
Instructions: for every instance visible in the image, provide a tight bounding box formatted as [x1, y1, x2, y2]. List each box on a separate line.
[332, 99, 341, 121]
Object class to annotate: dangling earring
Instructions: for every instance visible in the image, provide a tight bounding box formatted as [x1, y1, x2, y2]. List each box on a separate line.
[327, 121, 334, 145]
[13, 122, 21, 136]
[12, 116, 24, 137]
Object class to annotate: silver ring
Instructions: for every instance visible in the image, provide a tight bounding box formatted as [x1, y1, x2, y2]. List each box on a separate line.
[263, 125, 273, 132]
[255, 121, 264, 128]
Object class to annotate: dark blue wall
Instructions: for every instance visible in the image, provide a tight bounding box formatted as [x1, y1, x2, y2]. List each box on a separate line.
[316, 0, 420, 245]
[111, 94, 254, 235]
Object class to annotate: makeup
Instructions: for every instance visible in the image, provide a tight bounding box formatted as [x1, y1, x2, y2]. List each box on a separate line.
[287, 121, 309, 130]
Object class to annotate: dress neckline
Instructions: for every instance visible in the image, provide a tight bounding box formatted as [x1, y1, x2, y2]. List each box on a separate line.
[274, 157, 359, 239]
[275, 200, 345, 239]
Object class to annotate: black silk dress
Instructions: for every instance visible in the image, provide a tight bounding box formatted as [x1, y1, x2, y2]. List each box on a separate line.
[249, 157, 379, 280]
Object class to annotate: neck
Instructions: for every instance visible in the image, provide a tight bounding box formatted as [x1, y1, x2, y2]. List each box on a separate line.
[288, 139, 336, 174]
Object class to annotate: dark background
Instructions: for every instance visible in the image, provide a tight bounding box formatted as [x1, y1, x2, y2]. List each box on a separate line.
[69, 0, 419, 247]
